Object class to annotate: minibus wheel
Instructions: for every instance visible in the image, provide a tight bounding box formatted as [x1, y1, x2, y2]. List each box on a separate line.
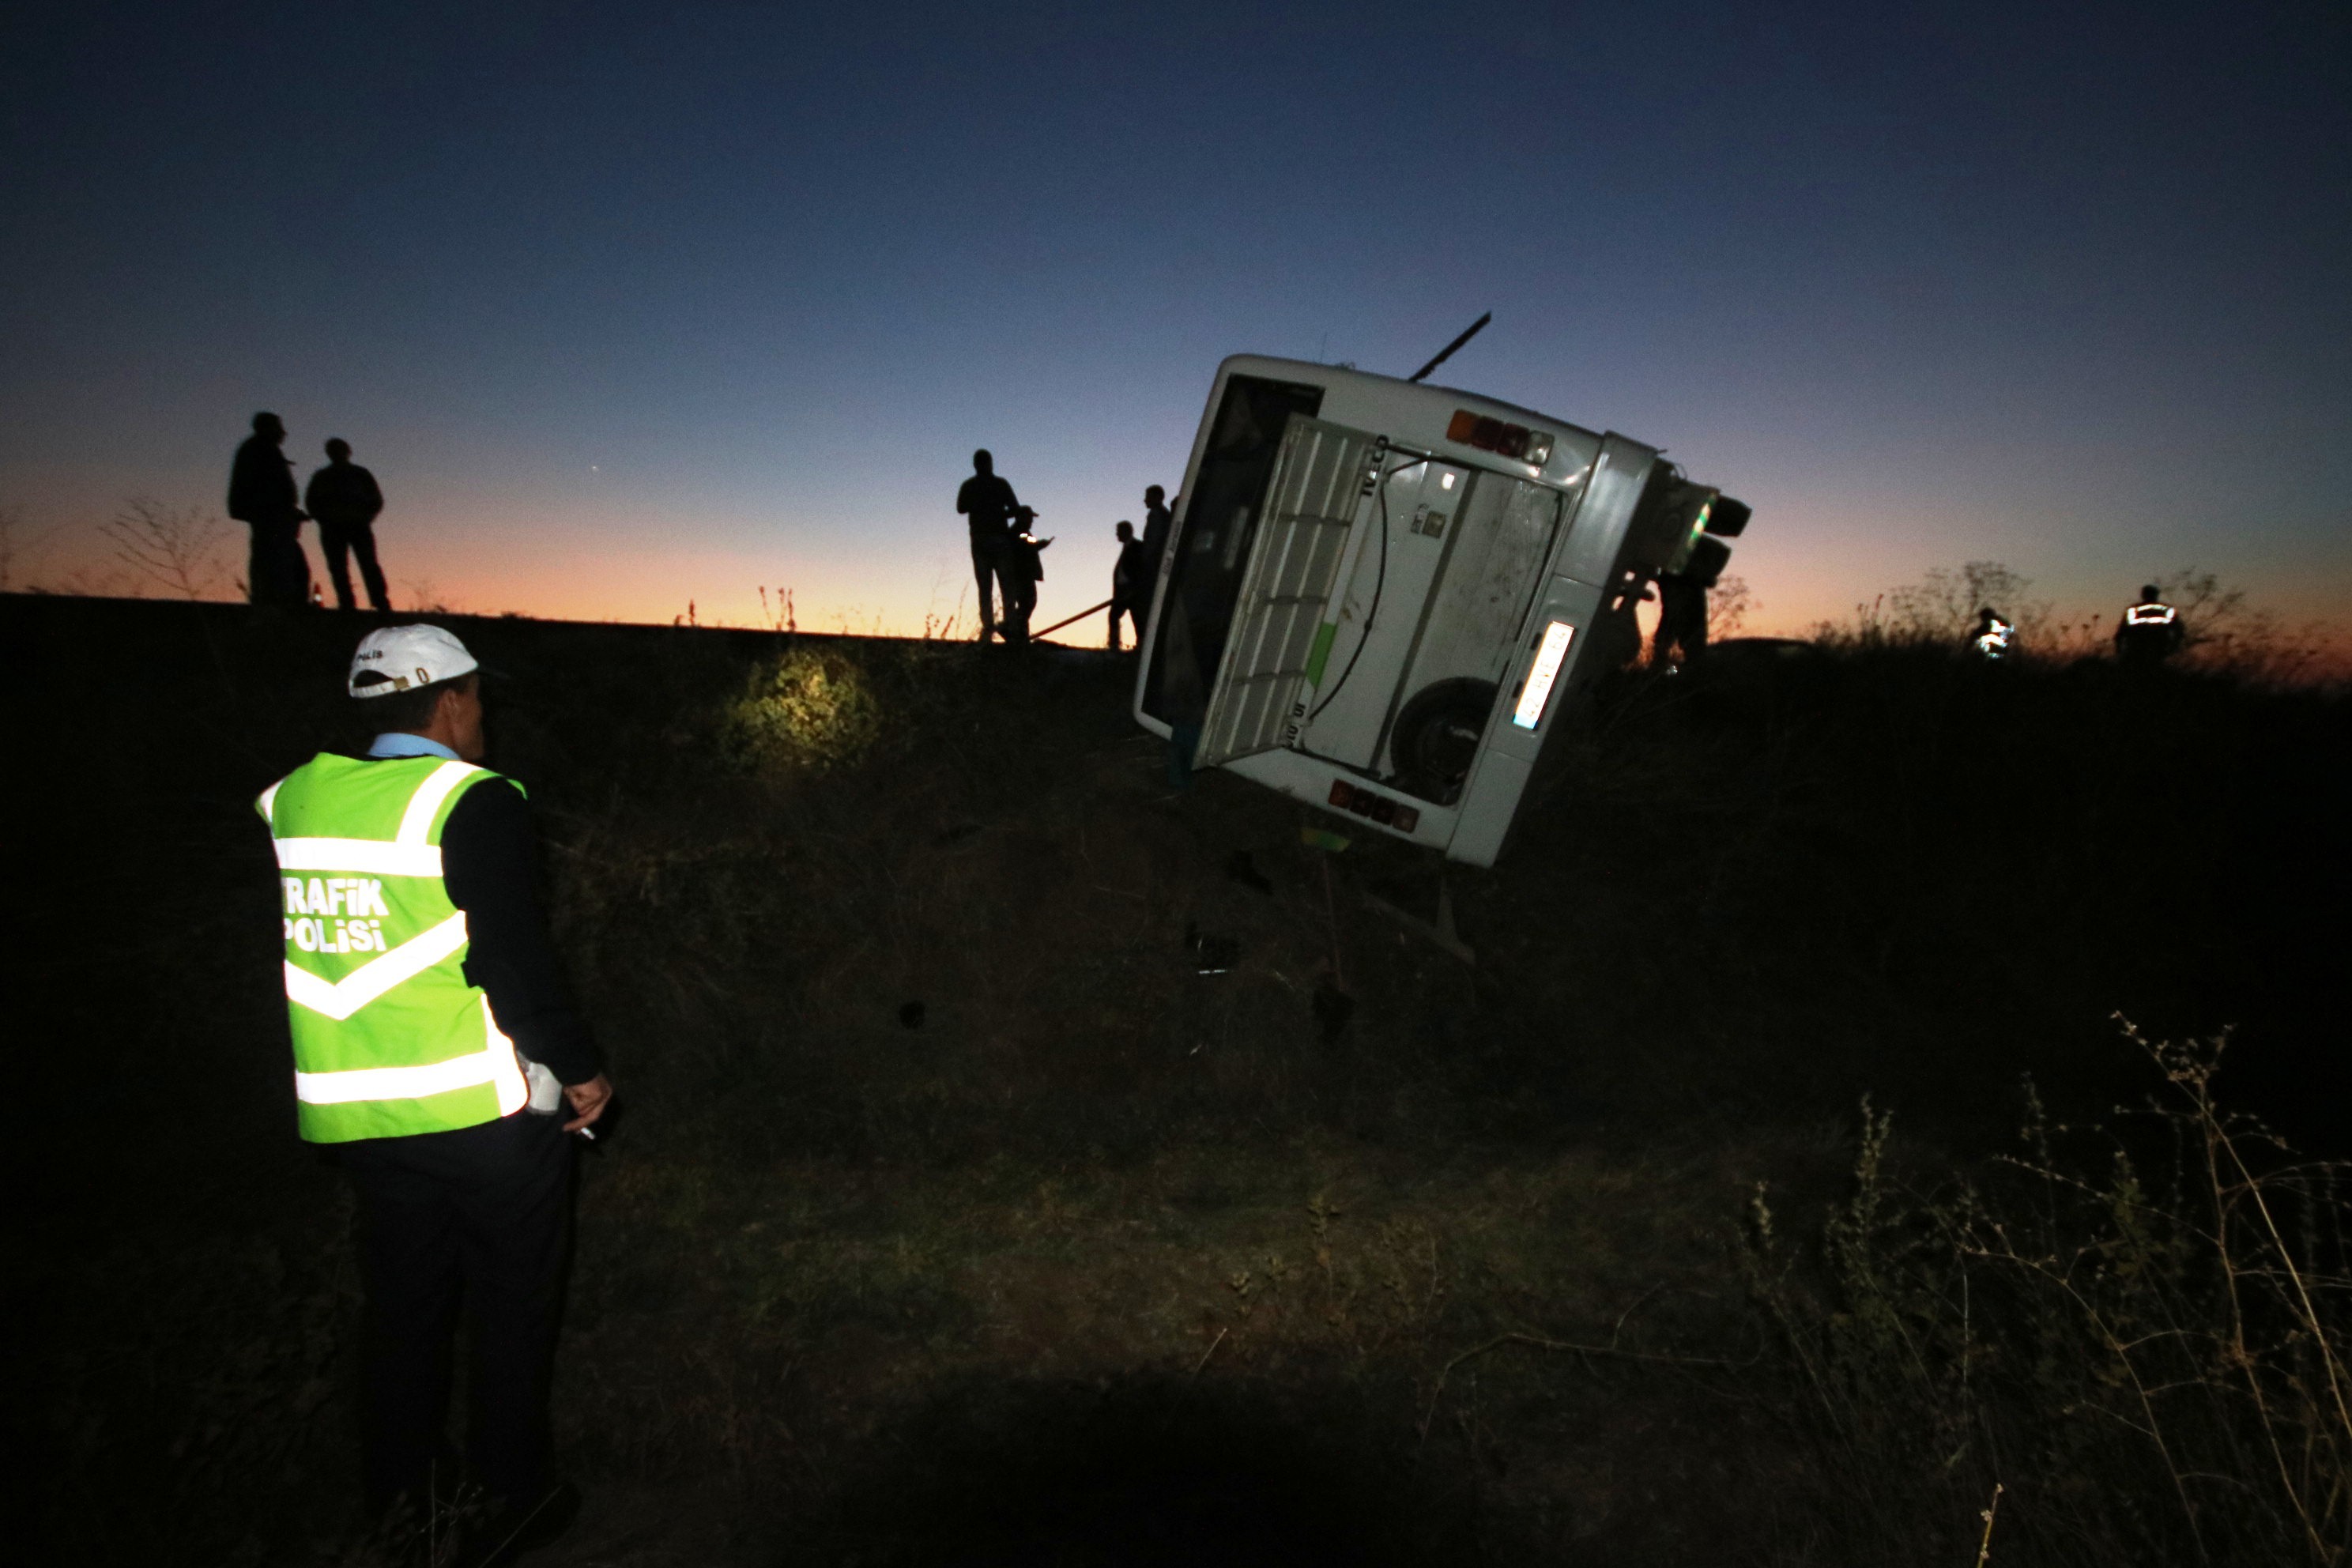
[1389, 678, 1498, 805]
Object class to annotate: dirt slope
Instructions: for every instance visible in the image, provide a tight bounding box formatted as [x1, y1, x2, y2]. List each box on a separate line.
[14, 594, 2346, 1565]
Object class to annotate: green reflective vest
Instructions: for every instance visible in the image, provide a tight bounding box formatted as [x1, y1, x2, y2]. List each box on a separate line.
[257, 752, 530, 1143]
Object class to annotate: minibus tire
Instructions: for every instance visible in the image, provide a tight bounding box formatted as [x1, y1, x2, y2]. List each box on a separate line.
[1390, 677, 1498, 805]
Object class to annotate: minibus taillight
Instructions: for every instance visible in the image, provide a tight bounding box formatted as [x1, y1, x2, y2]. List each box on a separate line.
[1447, 409, 1551, 466]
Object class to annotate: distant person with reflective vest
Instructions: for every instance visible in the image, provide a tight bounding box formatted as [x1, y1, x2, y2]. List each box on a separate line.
[305, 438, 392, 612]
[956, 449, 1020, 640]
[2115, 584, 2184, 665]
[228, 410, 313, 607]
[1969, 608, 2015, 661]
[255, 624, 609, 1556]
[1110, 519, 1150, 651]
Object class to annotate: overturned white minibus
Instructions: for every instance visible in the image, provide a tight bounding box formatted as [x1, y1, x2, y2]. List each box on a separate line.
[1133, 356, 1749, 868]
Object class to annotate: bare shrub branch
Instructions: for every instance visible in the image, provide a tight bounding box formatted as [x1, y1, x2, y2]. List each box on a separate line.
[1706, 573, 1755, 640]
[97, 498, 233, 601]
[1747, 1023, 2352, 1563]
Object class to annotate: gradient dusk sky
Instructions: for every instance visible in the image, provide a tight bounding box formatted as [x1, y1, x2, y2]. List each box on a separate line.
[3, 1, 2346, 640]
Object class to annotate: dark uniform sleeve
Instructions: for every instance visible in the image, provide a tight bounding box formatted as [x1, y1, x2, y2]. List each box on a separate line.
[439, 778, 601, 1085]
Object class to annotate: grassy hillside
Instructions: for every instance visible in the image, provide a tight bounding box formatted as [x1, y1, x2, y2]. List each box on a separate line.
[13, 594, 2349, 1565]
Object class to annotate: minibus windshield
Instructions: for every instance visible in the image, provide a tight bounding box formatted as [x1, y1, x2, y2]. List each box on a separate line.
[1140, 374, 1324, 727]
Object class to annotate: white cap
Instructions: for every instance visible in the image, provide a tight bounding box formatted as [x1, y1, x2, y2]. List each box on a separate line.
[349, 624, 480, 698]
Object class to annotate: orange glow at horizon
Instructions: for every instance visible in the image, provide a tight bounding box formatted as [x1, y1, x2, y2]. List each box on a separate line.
[22, 492, 2350, 665]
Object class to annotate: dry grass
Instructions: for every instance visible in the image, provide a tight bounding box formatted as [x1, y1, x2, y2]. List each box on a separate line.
[13, 593, 2349, 1565]
[1747, 1026, 2352, 1565]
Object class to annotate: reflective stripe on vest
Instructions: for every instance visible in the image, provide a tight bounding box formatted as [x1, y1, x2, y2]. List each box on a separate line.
[282, 908, 469, 1019]
[2125, 602, 2177, 626]
[259, 755, 530, 1142]
[296, 996, 518, 1102]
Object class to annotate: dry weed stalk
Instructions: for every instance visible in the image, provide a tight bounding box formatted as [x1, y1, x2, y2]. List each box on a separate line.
[1804, 560, 2344, 685]
[1747, 1022, 2352, 1564]
[1974, 1480, 2003, 1566]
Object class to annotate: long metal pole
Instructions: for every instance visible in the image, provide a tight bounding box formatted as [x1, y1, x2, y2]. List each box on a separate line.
[1028, 597, 1114, 641]
[1407, 311, 1492, 384]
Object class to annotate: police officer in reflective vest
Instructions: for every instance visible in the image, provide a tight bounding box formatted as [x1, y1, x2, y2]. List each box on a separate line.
[2114, 584, 2184, 665]
[257, 624, 610, 1555]
[1969, 607, 2015, 661]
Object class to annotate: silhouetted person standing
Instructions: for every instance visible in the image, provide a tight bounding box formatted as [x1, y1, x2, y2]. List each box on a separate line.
[1140, 484, 1174, 580]
[1651, 571, 1707, 670]
[956, 449, 1020, 640]
[999, 506, 1050, 644]
[1110, 520, 1149, 651]
[228, 411, 312, 607]
[305, 438, 391, 612]
[2115, 584, 2184, 665]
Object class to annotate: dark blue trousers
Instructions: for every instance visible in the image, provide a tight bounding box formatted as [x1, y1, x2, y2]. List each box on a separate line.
[319, 520, 391, 611]
[338, 1110, 572, 1516]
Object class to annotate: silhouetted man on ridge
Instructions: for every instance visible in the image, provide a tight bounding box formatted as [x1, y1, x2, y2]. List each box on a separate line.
[1110, 519, 1149, 651]
[228, 411, 312, 608]
[1140, 484, 1173, 580]
[305, 438, 391, 612]
[956, 449, 1020, 640]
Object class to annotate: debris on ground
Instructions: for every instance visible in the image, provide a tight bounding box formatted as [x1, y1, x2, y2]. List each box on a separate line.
[1224, 850, 1274, 895]
[1311, 977, 1355, 1042]
[1185, 922, 1240, 974]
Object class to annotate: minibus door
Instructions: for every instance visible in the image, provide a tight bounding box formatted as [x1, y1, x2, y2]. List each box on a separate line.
[1192, 416, 1381, 768]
